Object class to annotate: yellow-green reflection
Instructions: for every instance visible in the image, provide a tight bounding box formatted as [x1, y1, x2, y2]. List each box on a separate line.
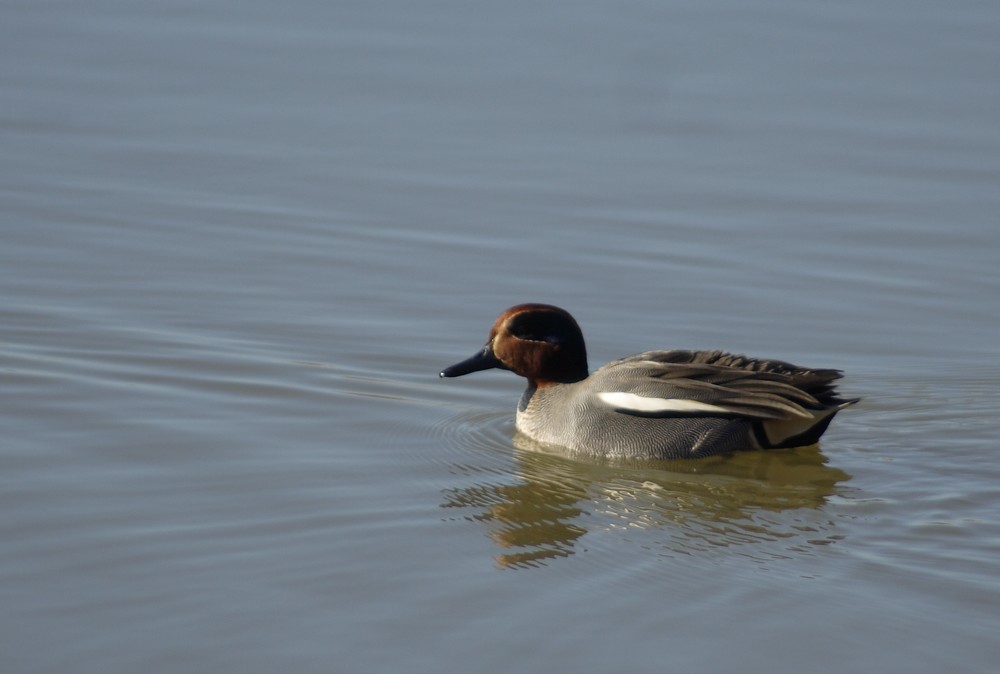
[441, 433, 851, 568]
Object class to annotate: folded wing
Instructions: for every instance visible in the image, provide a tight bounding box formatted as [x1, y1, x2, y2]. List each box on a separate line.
[596, 350, 858, 448]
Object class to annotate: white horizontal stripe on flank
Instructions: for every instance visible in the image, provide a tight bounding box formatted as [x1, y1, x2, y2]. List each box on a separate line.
[597, 392, 730, 414]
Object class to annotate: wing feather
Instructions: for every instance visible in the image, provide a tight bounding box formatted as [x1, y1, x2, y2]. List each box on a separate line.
[595, 349, 855, 421]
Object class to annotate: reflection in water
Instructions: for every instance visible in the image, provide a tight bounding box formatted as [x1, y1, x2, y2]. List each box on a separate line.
[442, 433, 851, 569]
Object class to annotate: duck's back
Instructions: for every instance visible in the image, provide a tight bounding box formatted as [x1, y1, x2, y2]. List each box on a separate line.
[516, 349, 856, 459]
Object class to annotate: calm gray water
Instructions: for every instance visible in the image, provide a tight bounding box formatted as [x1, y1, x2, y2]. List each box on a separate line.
[3, 0, 999, 671]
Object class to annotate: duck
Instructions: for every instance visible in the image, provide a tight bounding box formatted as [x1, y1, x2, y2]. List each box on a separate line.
[440, 303, 857, 459]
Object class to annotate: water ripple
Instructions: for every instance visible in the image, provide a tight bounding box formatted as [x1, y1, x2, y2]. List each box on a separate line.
[433, 407, 854, 572]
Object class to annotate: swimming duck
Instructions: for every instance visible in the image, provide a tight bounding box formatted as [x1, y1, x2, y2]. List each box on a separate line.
[440, 303, 857, 459]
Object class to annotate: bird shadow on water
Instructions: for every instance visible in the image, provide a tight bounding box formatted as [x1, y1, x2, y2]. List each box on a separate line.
[441, 431, 852, 569]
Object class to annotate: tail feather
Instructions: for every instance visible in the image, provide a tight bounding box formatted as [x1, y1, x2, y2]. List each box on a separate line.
[757, 400, 858, 449]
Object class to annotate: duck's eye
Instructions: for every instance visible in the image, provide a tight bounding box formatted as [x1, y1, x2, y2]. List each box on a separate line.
[511, 327, 560, 345]
[508, 312, 566, 345]
[514, 329, 547, 342]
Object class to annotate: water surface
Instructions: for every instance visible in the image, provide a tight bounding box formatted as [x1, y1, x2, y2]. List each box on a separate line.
[2, 0, 999, 671]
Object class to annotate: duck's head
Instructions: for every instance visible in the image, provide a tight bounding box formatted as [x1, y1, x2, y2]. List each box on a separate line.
[440, 304, 589, 385]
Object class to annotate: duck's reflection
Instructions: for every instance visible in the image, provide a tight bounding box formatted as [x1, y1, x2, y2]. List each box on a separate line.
[441, 433, 851, 568]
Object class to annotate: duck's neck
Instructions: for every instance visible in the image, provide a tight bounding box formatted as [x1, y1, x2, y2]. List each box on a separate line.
[518, 384, 536, 412]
